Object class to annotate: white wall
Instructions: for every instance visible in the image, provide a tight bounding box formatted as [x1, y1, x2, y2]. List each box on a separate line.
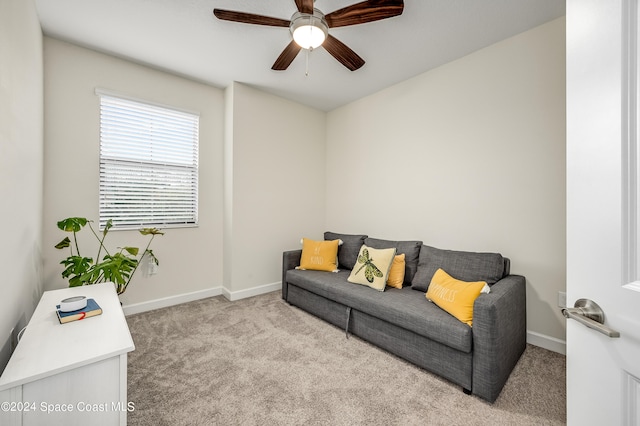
[223, 82, 325, 299]
[0, 0, 44, 371]
[41, 40, 326, 306]
[42, 38, 225, 306]
[326, 19, 566, 345]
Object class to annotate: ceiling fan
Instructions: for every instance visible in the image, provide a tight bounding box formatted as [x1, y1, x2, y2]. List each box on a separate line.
[213, 0, 404, 71]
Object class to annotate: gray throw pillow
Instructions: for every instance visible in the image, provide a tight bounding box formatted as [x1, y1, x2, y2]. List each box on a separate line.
[363, 237, 423, 285]
[412, 245, 505, 292]
[324, 232, 368, 270]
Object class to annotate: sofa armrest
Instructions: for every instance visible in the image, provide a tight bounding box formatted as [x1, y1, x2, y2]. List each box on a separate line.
[282, 249, 302, 300]
[471, 274, 527, 402]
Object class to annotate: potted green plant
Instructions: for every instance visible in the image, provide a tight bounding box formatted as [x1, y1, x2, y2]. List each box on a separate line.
[55, 217, 164, 295]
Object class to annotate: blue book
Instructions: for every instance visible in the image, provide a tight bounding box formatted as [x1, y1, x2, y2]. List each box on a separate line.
[56, 298, 103, 324]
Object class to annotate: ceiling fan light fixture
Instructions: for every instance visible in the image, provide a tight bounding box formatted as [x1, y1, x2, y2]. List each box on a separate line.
[213, 0, 405, 71]
[290, 10, 328, 49]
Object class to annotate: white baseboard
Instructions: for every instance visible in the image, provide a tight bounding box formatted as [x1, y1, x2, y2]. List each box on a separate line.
[527, 330, 566, 355]
[122, 287, 223, 316]
[222, 282, 281, 301]
[122, 282, 282, 315]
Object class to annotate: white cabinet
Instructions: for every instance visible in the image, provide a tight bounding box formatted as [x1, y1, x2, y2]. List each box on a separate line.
[0, 282, 135, 425]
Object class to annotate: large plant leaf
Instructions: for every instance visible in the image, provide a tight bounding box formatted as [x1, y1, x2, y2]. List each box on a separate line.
[57, 217, 88, 232]
[123, 246, 139, 256]
[103, 219, 113, 236]
[93, 253, 138, 286]
[54, 237, 71, 250]
[69, 274, 95, 287]
[139, 228, 164, 236]
[74, 266, 105, 286]
[60, 256, 93, 287]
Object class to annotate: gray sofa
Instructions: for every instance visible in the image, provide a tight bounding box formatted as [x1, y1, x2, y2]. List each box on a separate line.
[281, 232, 526, 403]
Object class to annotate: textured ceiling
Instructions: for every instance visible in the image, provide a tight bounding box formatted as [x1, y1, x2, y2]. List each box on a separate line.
[34, 0, 565, 111]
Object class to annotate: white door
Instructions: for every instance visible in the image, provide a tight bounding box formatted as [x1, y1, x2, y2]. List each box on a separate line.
[567, 0, 640, 424]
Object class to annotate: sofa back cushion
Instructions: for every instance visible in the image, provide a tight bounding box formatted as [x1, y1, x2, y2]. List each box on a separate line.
[324, 231, 368, 270]
[364, 237, 423, 285]
[412, 245, 505, 292]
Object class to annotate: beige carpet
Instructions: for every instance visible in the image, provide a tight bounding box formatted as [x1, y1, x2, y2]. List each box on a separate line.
[126, 291, 566, 425]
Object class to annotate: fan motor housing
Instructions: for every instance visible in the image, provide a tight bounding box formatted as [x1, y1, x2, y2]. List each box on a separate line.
[290, 9, 328, 49]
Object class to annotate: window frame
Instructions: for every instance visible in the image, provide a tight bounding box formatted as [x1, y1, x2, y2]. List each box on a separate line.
[96, 89, 200, 231]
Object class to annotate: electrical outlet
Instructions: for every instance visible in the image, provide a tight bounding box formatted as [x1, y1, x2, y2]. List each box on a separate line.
[558, 291, 567, 308]
[148, 259, 158, 276]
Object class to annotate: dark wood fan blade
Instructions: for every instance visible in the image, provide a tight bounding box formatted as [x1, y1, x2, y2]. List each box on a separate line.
[325, 0, 404, 28]
[272, 41, 303, 70]
[294, 0, 314, 14]
[213, 9, 290, 27]
[322, 35, 365, 71]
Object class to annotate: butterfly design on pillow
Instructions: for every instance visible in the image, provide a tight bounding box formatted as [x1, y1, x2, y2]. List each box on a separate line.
[354, 248, 383, 283]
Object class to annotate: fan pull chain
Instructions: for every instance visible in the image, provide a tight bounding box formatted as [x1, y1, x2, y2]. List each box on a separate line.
[304, 13, 313, 77]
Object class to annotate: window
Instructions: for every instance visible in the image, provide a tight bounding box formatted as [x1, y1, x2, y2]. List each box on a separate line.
[97, 91, 199, 230]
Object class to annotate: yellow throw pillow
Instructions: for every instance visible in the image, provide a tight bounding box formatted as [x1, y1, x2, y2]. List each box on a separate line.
[298, 238, 340, 272]
[386, 253, 406, 289]
[426, 268, 486, 326]
[347, 245, 397, 291]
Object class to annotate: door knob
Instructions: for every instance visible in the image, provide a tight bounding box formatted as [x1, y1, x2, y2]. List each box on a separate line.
[562, 298, 621, 338]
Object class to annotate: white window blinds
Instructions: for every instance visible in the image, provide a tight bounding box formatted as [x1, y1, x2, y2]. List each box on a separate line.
[98, 92, 199, 230]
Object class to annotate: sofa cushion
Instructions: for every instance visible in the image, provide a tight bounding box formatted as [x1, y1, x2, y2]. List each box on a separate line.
[325, 231, 367, 270]
[298, 238, 341, 272]
[286, 269, 473, 353]
[412, 245, 505, 292]
[386, 254, 405, 289]
[364, 237, 423, 285]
